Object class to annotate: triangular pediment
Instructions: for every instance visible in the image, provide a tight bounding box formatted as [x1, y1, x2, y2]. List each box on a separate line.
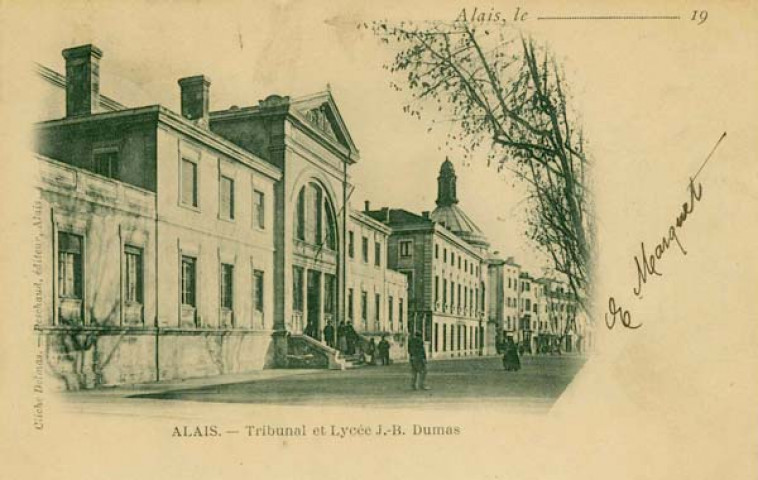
[291, 91, 358, 159]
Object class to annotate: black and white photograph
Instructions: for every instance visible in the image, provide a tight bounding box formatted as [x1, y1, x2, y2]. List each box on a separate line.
[1, 1, 757, 479]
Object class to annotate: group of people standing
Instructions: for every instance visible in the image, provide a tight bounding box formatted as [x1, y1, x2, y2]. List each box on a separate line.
[321, 321, 392, 366]
[322, 321, 359, 354]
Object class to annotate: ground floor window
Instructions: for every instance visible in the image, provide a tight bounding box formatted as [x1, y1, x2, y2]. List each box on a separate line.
[253, 269, 264, 328]
[58, 232, 83, 300]
[181, 256, 196, 307]
[292, 267, 304, 313]
[220, 263, 234, 310]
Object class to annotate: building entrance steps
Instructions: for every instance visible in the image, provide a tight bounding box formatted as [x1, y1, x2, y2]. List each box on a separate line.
[286, 333, 354, 370]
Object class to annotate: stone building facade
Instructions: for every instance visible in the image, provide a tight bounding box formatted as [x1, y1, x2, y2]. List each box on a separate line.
[33, 44, 408, 388]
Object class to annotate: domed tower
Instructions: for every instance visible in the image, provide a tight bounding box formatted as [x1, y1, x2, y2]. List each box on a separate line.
[430, 159, 490, 253]
[436, 158, 458, 207]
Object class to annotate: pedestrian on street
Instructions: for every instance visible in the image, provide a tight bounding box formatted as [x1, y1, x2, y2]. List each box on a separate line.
[323, 321, 335, 349]
[337, 321, 348, 353]
[378, 335, 391, 365]
[367, 338, 377, 365]
[408, 331, 429, 390]
[345, 322, 357, 355]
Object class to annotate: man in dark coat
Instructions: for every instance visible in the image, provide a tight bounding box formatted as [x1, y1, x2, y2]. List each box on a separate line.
[408, 331, 429, 390]
[345, 322, 357, 355]
[323, 321, 335, 349]
[377, 336, 391, 365]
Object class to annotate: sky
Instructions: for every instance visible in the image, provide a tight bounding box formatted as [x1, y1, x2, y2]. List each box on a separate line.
[26, 1, 548, 273]
[20, 0, 750, 280]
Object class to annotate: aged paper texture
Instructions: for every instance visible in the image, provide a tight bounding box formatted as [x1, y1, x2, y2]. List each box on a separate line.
[1, 0, 757, 479]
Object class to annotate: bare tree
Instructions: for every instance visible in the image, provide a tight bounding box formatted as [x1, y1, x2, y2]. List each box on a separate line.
[364, 18, 595, 314]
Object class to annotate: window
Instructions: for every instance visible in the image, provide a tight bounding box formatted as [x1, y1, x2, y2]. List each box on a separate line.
[324, 274, 336, 315]
[348, 231, 354, 258]
[309, 184, 322, 244]
[219, 176, 235, 220]
[181, 158, 198, 207]
[347, 288, 354, 322]
[58, 232, 83, 299]
[93, 149, 118, 179]
[220, 263, 234, 310]
[399, 298, 404, 331]
[458, 257, 461, 269]
[253, 190, 265, 229]
[374, 293, 381, 330]
[124, 246, 143, 304]
[451, 252, 455, 266]
[434, 276, 439, 303]
[292, 267, 304, 312]
[450, 281, 455, 308]
[388, 296, 394, 330]
[295, 188, 305, 240]
[443, 248, 448, 262]
[181, 256, 197, 307]
[253, 270, 264, 313]
[374, 241, 381, 266]
[435, 244, 439, 259]
[361, 291, 368, 329]
[399, 240, 412, 258]
[464, 259, 467, 272]
[362, 236, 369, 263]
[457, 284, 461, 308]
[443, 278, 447, 304]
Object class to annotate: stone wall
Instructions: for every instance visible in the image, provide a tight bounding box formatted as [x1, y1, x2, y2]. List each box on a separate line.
[39, 327, 275, 391]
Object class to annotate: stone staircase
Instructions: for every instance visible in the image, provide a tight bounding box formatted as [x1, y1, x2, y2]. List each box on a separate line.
[285, 334, 366, 370]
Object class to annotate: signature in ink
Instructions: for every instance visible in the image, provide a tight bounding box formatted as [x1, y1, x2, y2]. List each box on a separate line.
[605, 131, 726, 330]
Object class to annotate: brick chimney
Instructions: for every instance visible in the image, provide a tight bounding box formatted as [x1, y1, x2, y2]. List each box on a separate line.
[178, 75, 211, 127]
[364, 200, 370, 212]
[62, 44, 103, 117]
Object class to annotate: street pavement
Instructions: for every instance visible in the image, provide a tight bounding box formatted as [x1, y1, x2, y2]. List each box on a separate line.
[122, 354, 587, 410]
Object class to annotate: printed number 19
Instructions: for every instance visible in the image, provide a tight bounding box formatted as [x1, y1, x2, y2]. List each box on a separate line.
[691, 10, 708, 24]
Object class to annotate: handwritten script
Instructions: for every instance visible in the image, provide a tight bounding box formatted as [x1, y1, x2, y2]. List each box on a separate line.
[605, 132, 726, 330]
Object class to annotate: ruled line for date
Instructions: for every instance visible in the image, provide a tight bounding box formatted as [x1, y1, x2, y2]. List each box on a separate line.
[537, 15, 681, 21]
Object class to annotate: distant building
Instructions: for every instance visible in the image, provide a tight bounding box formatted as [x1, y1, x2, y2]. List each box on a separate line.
[366, 160, 490, 359]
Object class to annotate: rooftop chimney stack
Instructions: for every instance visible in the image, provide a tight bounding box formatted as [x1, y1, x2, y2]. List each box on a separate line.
[62, 44, 103, 117]
[364, 200, 370, 212]
[178, 75, 211, 127]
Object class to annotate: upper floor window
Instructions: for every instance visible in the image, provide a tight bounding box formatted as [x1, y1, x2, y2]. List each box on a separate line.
[435, 244, 439, 259]
[220, 176, 235, 220]
[399, 240, 412, 258]
[374, 241, 382, 266]
[295, 188, 305, 240]
[92, 149, 118, 179]
[348, 231, 355, 258]
[362, 236, 369, 263]
[253, 190, 265, 229]
[294, 182, 336, 249]
[181, 158, 198, 208]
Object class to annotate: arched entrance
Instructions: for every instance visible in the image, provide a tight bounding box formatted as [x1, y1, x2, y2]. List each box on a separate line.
[291, 181, 339, 344]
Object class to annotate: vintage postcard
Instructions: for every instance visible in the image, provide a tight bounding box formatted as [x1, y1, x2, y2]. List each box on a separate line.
[1, 0, 756, 478]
